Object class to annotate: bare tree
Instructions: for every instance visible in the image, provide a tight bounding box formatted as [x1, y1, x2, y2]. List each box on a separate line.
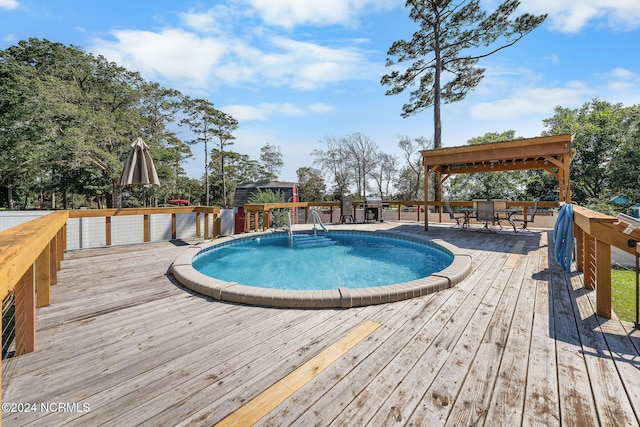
[312, 136, 353, 197]
[343, 132, 379, 198]
[370, 152, 399, 199]
[396, 136, 432, 200]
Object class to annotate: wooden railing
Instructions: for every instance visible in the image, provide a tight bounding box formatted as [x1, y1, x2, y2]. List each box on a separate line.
[68, 206, 221, 245]
[0, 206, 221, 422]
[242, 200, 557, 232]
[0, 211, 68, 357]
[573, 205, 640, 319]
[242, 201, 429, 231]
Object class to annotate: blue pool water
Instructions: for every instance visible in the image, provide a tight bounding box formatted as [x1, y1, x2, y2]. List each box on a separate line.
[192, 232, 453, 291]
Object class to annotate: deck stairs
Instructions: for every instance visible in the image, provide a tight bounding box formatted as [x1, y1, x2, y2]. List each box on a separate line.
[290, 233, 336, 248]
[288, 210, 335, 248]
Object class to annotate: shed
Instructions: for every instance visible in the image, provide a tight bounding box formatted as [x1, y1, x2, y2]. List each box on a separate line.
[232, 182, 299, 234]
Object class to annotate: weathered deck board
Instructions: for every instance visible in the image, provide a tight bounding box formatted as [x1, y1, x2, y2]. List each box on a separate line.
[2, 222, 639, 426]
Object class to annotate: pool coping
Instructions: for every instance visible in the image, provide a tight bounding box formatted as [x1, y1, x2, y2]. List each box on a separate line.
[171, 229, 472, 309]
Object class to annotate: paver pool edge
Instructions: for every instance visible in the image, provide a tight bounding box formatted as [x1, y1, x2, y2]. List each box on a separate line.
[171, 229, 472, 308]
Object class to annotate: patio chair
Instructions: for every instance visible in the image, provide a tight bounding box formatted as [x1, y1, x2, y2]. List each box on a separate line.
[475, 200, 495, 231]
[444, 199, 467, 229]
[512, 199, 539, 232]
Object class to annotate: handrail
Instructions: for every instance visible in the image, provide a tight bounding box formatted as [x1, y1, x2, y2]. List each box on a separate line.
[68, 206, 221, 245]
[0, 205, 225, 424]
[572, 204, 640, 320]
[311, 210, 328, 235]
[243, 200, 555, 228]
[0, 210, 68, 302]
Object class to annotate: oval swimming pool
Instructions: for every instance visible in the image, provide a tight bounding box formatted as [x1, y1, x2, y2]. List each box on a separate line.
[172, 229, 472, 308]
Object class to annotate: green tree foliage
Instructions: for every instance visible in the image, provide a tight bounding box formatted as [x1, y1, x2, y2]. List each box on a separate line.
[296, 167, 326, 202]
[542, 99, 640, 207]
[181, 98, 219, 207]
[138, 82, 191, 203]
[0, 38, 195, 209]
[210, 151, 262, 207]
[382, 0, 546, 149]
[180, 98, 239, 208]
[609, 114, 640, 203]
[259, 143, 283, 182]
[446, 130, 528, 200]
[248, 189, 288, 228]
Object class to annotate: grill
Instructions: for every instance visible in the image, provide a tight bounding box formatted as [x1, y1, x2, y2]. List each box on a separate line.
[364, 196, 383, 222]
[340, 196, 353, 223]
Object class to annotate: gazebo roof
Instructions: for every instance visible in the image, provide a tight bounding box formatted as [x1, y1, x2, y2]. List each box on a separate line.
[420, 133, 575, 230]
[421, 133, 575, 175]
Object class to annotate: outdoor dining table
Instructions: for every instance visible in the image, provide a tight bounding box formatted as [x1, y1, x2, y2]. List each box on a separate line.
[460, 207, 476, 229]
[494, 208, 518, 232]
[460, 202, 520, 232]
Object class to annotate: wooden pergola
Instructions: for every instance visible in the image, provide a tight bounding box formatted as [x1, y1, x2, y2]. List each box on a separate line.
[422, 133, 575, 230]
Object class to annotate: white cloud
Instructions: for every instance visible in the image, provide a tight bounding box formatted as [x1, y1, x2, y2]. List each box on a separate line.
[608, 67, 637, 80]
[468, 65, 640, 123]
[91, 29, 227, 89]
[244, 0, 397, 29]
[308, 103, 335, 113]
[90, 27, 376, 93]
[179, 6, 245, 36]
[519, 0, 640, 32]
[264, 37, 375, 90]
[0, 0, 18, 10]
[470, 82, 590, 121]
[223, 102, 334, 121]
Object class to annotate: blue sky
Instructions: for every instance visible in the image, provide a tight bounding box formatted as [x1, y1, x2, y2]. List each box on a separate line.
[2, 0, 640, 183]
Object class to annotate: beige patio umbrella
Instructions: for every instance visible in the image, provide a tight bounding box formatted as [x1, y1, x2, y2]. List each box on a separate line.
[117, 137, 160, 207]
[118, 137, 160, 187]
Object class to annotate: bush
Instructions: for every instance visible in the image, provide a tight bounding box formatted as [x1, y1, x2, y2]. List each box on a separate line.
[248, 189, 290, 228]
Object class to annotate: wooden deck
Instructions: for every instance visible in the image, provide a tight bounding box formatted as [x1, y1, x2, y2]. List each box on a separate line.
[2, 221, 639, 426]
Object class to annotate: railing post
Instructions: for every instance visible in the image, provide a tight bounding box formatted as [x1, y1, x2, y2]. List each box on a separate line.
[213, 215, 221, 238]
[50, 233, 58, 286]
[59, 224, 66, 264]
[171, 213, 177, 239]
[144, 214, 150, 242]
[595, 239, 612, 318]
[36, 244, 51, 308]
[14, 264, 36, 356]
[574, 223, 584, 272]
[196, 211, 201, 238]
[105, 216, 112, 246]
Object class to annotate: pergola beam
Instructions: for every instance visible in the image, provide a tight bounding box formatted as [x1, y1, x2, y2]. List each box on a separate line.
[421, 133, 575, 231]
